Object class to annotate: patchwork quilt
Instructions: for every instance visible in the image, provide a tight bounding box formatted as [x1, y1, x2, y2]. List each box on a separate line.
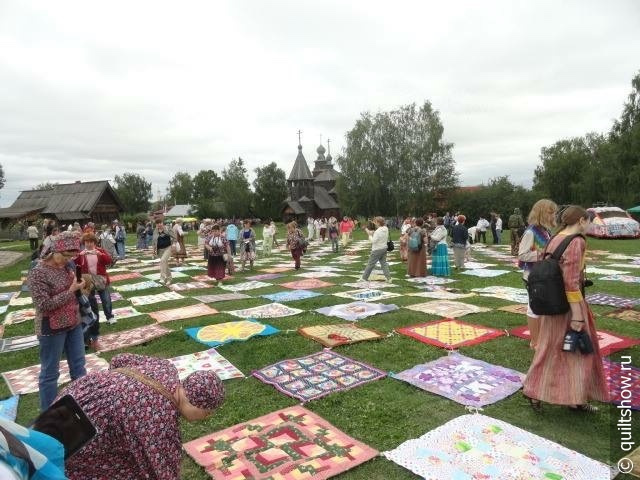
[193, 293, 253, 304]
[113, 281, 162, 292]
[586, 293, 640, 308]
[226, 302, 303, 319]
[383, 414, 612, 480]
[107, 306, 144, 321]
[408, 291, 477, 300]
[333, 289, 402, 302]
[343, 280, 398, 290]
[95, 291, 124, 303]
[316, 301, 399, 321]
[404, 300, 491, 318]
[498, 304, 529, 315]
[0, 334, 39, 353]
[219, 281, 272, 292]
[607, 309, 640, 322]
[603, 358, 639, 410]
[186, 320, 279, 348]
[460, 269, 512, 278]
[3, 308, 36, 325]
[150, 303, 218, 323]
[397, 319, 504, 349]
[261, 290, 323, 303]
[8, 296, 32, 307]
[585, 266, 629, 275]
[299, 324, 384, 348]
[392, 353, 523, 407]
[246, 273, 284, 281]
[296, 271, 342, 278]
[183, 405, 378, 480]
[253, 349, 386, 402]
[129, 291, 185, 306]
[144, 271, 189, 281]
[471, 286, 529, 303]
[280, 279, 335, 290]
[95, 324, 172, 352]
[598, 274, 640, 283]
[0, 292, 17, 302]
[168, 281, 212, 292]
[108, 272, 143, 282]
[169, 348, 244, 380]
[405, 276, 457, 285]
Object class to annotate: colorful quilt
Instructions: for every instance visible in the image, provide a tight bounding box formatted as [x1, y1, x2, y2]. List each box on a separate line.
[219, 281, 272, 292]
[185, 320, 279, 347]
[168, 281, 212, 292]
[598, 274, 640, 283]
[342, 280, 398, 290]
[261, 290, 323, 303]
[226, 302, 303, 319]
[471, 286, 529, 303]
[96, 324, 172, 352]
[172, 265, 206, 272]
[586, 292, 640, 308]
[316, 301, 399, 321]
[2, 354, 108, 395]
[408, 291, 476, 300]
[253, 350, 386, 402]
[0, 334, 39, 353]
[169, 348, 244, 381]
[246, 273, 284, 281]
[463, 262, 497, 269]
[461, 269, 512, 278]
[108, 272, 143, 282]
[298, 324, 384, 347]
[95, 291, 124, 303]
[3, 308, 36, 325]
[0, 395, 19, 421]
[509, 325, 531, 340]
[8, 296, 32, 307]
[307, 266, 346, 272]
[383, 414, 612, 480]
[144, 271, 189, 281]
[510, 326, 640, 355]
[193, 293, 252, 303]
[404, 300, 491, 318]
[405, 276, 457, 285]
[191, 275, 225, 283]
[392, 353, 523, 407]
[603, 358, 639, 410]
[129, 291, 185, 306]
[296, 271, 342, 278]
[280, 279, 335, 290]
[150, 303, 218, 323]
[260, 266, 293, 274]
[113, 281, 162, 292]
[106, 306, 144, 322]
[183, 405, 378, 480]
[585, 266, 629, 275]
[607, 309, 640, 322]
[397, 319, 504, 349]
[333, 289, 402, 302]
[498, 304, 529, 315]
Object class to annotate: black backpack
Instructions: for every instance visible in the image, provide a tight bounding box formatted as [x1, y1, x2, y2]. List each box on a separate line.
[526, 233, 584, 316]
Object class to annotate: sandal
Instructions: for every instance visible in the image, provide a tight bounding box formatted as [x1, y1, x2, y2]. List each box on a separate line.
[568, 404, 599, 413]
[523, 393, 542, 412]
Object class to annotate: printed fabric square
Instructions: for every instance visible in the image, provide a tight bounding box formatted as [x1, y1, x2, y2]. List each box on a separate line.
[108, 272, 143, 282]
[299, 324, 385, 348]
[296, 271, 343, 278]
[2, 354, 108, 395]
[183, 405, 378, 480]
[333, 289, 402, 302]
[404, 300, 491, 318]
[383, 414, 613, 480]
[226, 302, 303, 319]
[586, 293, 640, 308]
[246, 273, 284, 281]
[0, 292, 17, 302]
[169, 348, 244, 380]
[607, 309, 640, 322]
[471, 286, 529, 303]
[0, 395, 19, 421]
[460, 269, 512, 278]
[185, 320, 279, 348]
[585, 266, 629, 275]
[408, 291, 477, 300]
[316, 301, 399, 321]
[149, 303, 218, 323]
[129, 291, 185, 306]
[598, 274, 640, 283]
[144, 271, 189, 281]
[279, 279, 335, 290]
[8, 296, 32, 307]
[95, 324, 172, 352]
[397, 318, 504, 349]
[104, 306, 144, 322]
[392, 352, 524, 407]
[343, 280, 399, 290]
[259, 266, 293, 274]
[602, 358, 639, 410]
[405, 276, 457, 285]
[498, 304, 529, 315]
[4, 308, 36, 325]
[218, 281, 272, 292]
[113, 281, 162, 292]
[168, 281, 212, 292]
[0, 334, 39, 353]
[253, 349, 386, 402]
[95, 291, 124, 303]
[261, 290, 323, 302]
[510, 326, 640, 355]
[193, 293, 252, 303]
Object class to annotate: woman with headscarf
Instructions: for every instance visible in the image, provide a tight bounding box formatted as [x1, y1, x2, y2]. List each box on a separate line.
[60, 353, 224, 480]
[172, 218, 187, 265]
[398, 217, 412, 262]
[27, 231, 87, 411]
[206, 224, 231, 284]
[286, 221, 305, 270]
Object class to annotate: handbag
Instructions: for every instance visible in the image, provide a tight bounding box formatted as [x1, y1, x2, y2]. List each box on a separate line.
[387, 240, 395, 252]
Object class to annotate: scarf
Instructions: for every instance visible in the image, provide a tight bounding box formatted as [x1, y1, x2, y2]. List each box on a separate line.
[518, 225, 551, 270]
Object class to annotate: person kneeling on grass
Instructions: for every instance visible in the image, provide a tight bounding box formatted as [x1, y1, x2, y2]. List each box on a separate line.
[359, 216, 392, 283]
[60, 353, 224, 480]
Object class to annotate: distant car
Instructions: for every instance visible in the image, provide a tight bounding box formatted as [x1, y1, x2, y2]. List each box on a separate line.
[586, 207, 640, 239]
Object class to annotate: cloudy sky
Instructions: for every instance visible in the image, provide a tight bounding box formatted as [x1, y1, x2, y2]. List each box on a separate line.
[1, 0, 639, 206]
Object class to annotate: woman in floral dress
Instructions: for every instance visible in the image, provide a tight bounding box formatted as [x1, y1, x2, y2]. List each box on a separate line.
[61, 353, 224, 480]
[206, 224, 231, 284]
[286, 221, 305, 270]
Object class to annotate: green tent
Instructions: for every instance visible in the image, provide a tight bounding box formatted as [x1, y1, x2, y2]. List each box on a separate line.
[628, 205, 640, 213]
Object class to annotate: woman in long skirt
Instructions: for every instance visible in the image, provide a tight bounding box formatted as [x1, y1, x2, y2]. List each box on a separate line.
[206, 225, 230, 284]
[523, 206, 608, 413]
[430, 217, 450, 276]
[406, 218, 428, 277]
[399, 218, 412, 262]
[172, 218, 187, 265]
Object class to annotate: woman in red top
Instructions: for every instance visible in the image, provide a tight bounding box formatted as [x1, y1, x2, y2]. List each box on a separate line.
[339, 216, 351, 247]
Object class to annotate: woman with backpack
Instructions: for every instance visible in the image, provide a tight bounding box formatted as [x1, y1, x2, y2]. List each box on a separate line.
[450, 215, 468, 269]
[522, 206, 608, 413]
[518, 199, 558, 349]
[359, 216, 392, 283]
[286, 221, 305, 270]
[406, 218, 428, 277]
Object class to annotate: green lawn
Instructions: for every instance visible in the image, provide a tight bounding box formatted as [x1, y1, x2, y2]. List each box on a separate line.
[1, 228, 639, 479]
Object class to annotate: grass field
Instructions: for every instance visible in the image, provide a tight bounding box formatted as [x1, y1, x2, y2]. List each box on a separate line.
[1, 228, 639, 479]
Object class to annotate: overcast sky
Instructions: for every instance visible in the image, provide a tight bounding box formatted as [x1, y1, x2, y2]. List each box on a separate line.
[1, 0, 639, 207]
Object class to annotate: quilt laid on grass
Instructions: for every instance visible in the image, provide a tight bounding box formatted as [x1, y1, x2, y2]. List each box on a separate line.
[462, 262, 497, 269]
[603, 358, 639, 410]
[186, 320, 279, 347]
[253, 349, 386, 402]
[408, 291, 477, 300]
[226, 302, 303, 319]
[261, 290, 323, 303]
[498, 304, 529, 315]
[193, 293, 252, 304]
[598, 274, 640, 283]
[343, 280, 398, 290]
[397, 319, 504, 349]
[246, 273, 284, 281]
[113, 280, 162, 292]
[129, 291, 185, 306]
[316, 301, 399, 321]
[404, 300, 491, 318]
[218, 281, 272, 292]
[280, 279, 335, 290]
[8, 296, 32, 306]
[298, 324, 384, 348]
[295, 271, 342, 278]
[382, 414, 613, 480]
[0, 395, 18, 421]
[0, 292, 17, 302]
[333, 289, 402, 302]
[460, 269, 512, 278]
[259, 266, 293, 274]
[0, 334, 39, 353]
[168, 281, 212, 292]
[586, 293, 640, 308]
[107, 306, 143, 321]
[607, 309, 640, 322]
[405, 276, 457, 285]
[585, 266, 629, 275]
[3, 308, 36, 325]
[95, 324, 172, 352]
[2, 354, 108, 395]
[391, 353, 523, 407]
[470, 286, 529, 303]
[150, 303, 218, 323]
[95, 291, 124, 303]
[0, 281, 22, 287]
[144, 271, 189, 281]
[169, 348, 244, 380]
[183, 405, 378, 480]
[108, 272, 143, 282]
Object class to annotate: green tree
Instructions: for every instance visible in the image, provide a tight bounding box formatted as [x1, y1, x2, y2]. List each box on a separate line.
[167, 171, 193, 205]
[219, 158, 252, 218]
[191, 169, 222, 219]
[113, 173, 152, 213]
[0, 163, 4, 192]
[336, 101, 458, 216]
[35, 182, 58, 190]
[253, 162, 287, 220]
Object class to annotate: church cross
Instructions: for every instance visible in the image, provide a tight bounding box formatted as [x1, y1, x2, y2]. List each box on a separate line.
[297, 129, 302, 145]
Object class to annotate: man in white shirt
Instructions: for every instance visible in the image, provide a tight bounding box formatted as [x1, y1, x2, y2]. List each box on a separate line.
[26, 223, 39, 251]
[476, 216, 490, 243]
[495, 214, 503, 244]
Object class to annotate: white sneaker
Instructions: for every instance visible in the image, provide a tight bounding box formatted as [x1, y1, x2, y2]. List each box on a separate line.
[107, 317, 117, 325]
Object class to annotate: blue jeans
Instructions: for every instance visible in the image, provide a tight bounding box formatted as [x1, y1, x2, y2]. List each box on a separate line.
[89, 287, 113, 321]
[229, 240, 237, 255]
[115, 241, 125, 259]
[38, 324, 86, 410]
